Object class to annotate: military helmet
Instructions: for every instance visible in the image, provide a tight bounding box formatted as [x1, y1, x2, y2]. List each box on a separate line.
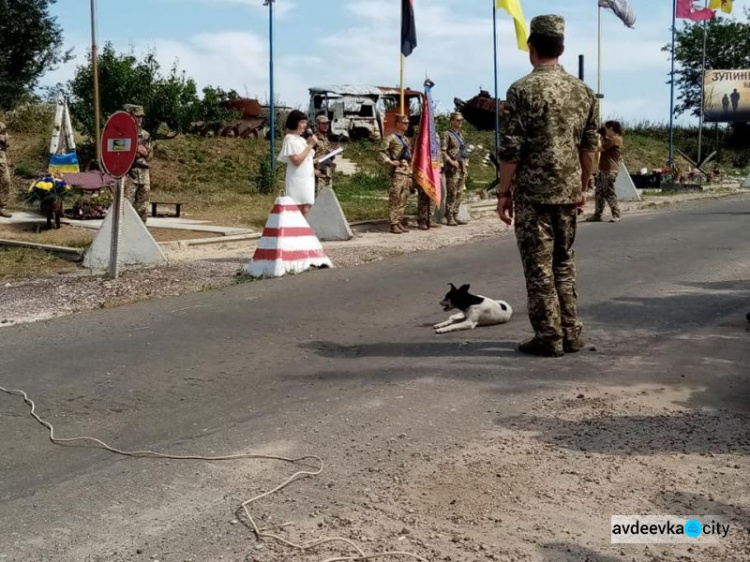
[124, 104, 146, 117]
[315, 114, 330, 124]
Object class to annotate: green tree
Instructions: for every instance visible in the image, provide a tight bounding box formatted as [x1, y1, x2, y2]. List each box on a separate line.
[667, 9, 750, 118]
[69, 44, 240, 137]
[0, 0, 71, 110]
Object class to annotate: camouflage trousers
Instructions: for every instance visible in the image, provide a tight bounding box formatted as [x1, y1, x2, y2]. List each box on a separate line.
[0, 152, 12, 208]
[126, 168, 150, 223]
[417, 188, 432, 225]
[595, 171, 620, 219]
[445, 171, 465, 219]
[514, 199, 582, 345]
[388, 173, 411, 226]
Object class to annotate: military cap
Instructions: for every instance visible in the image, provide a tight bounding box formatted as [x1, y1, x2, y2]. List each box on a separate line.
[124, 104, 146, 117]
[450, 111, 464, 121]
[315, 114, 330, 124]
[396, 114, 409, 124]
[530, 15, 565, 37]
[0, 122, 6, 132]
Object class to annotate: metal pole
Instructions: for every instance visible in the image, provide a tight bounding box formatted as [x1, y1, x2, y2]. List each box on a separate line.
[91, 0, 102, 165]
[108, 177, 124, 279]
[697, 0, 709, 166]
[400, 55, 405, 114]
[579, 55, 585, 81]
[597, 5, 602, 122]
[492, 0, 500, 158]
[268, 0, 275, 174]
[669, 0, 677, 167]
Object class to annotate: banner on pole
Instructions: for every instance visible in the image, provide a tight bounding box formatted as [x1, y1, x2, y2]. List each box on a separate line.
[401, 0, 417, 57]
[413, 80, 441, 206]
[703, 70, 750, 123]
[598, 0, 637, 28]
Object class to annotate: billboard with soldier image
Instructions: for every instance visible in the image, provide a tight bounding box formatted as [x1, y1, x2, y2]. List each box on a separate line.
[704, 70, 750, 123]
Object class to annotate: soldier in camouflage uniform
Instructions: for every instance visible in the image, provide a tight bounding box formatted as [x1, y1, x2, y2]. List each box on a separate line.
[124, 105, 152, 223]
[380, 115, 413, 234]
[591, 120, 623, 222]
[0, 122, 13, 218]
[497, 15, 599, 357]
[441, 112, 469, 226]
[313, 115, 335, 192]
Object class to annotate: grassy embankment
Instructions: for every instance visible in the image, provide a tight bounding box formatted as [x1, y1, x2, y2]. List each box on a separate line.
[2, 114, 747, 280]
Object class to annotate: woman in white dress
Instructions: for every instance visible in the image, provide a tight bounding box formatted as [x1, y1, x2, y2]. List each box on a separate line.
[278, 110, 318, 217]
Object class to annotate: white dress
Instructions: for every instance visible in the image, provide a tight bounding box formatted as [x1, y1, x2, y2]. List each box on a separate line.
[278, 134, 315, 205]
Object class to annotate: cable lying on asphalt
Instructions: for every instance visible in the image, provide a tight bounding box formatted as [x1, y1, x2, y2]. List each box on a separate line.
[0, 385, 429, 562]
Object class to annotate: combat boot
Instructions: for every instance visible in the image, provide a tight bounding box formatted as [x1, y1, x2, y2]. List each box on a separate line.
[563, 338, 586, 353]
[455, 218, 468, 225]
[446, 214, 458, 226]
[418, 222, 429, 231]
[0, 209, 12, 218]
[390, 225, 403, 234]
[517, 338, 563, 358]
[585, 214, 602, 222]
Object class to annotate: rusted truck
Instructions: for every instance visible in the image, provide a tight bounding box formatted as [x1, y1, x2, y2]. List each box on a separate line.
[308, 85, 422, 141]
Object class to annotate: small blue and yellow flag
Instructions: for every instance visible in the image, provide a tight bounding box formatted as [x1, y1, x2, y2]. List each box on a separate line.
[49, 152, 80, 174]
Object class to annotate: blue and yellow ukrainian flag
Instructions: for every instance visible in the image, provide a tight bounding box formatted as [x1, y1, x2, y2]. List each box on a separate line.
[49, 152, 80, 174]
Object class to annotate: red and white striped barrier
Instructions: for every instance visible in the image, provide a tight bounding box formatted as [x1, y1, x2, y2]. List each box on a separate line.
[245, 196, 333, 278]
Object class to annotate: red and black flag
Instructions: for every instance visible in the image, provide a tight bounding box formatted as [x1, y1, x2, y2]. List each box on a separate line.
[401, 0, 417, 57]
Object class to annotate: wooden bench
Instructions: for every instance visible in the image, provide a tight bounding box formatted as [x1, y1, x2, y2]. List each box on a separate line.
[151, 201, 183, 218]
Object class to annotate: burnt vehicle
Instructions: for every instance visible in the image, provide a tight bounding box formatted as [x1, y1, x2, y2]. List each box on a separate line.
[308, 85, 422, 141]
[454, 90, 505, 131]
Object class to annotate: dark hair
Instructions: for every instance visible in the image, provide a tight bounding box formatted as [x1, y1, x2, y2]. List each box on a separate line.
[285, 110, 308, 131]
[527, 33, 565, 59]
[605, 120, 624, 135]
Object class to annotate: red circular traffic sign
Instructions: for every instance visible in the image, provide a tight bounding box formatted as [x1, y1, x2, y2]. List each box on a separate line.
[100, 111, 139, 179]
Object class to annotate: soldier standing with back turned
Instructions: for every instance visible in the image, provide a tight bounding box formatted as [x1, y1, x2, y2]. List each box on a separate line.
[0, 122, 13, 218]
[380, 115, 413, 234]
[124, 104, 152, 223]
[497, 15, 599, 357]
[441, 111, 469, 226]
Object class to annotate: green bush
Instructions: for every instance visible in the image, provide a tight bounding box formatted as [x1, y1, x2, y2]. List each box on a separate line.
[254, 157, 281, 195]
[14, 161, 38, 179]
[5, 104, 56, 134]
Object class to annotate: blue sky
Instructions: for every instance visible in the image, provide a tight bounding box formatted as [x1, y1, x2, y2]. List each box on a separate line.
[41, 0, 747, 125]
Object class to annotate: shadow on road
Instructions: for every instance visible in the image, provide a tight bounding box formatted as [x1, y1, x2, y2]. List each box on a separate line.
[583, 281, 750, 330]
[495, 411, 750, 457]
[537, 542, 624, 562]
[300, 340, 518, 358]
[651, 491, 750, 526]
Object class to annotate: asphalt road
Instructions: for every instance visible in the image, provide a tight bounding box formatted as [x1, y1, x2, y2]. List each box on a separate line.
[1, 195, 749, 562]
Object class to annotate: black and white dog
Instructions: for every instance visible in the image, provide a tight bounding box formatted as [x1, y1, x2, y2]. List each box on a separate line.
[434, 283, 513, 334]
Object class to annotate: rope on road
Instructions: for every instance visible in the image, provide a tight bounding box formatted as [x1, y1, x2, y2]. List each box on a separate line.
[0, 385, 429, 562]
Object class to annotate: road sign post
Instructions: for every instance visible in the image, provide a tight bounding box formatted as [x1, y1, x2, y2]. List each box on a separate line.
[100, 111, 138, 279]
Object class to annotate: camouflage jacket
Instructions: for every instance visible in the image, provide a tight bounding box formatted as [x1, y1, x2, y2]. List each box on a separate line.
[0, 124, 8, 152]
[499, 65, 599, 205]
[441, 129, 468, 174]
[313, 132, 334, 179]
[380, 133, 412, 177]
[133, 128, 153, 169]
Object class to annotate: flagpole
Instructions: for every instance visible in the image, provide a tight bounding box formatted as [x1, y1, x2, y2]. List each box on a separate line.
[697, 0, 709, 166]
[90, 0, 101, 164]
[268, 0, 275, 174]
[597, 2, 602, 123]
[669, 0, 677, 168]
[492, 0, 500, 157]
[400, 55, 405, 114]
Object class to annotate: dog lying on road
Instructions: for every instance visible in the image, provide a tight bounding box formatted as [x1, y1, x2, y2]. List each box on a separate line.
[434, 283, 513, 334]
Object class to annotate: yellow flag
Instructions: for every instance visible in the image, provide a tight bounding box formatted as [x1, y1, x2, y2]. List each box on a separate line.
[709, 0, 732, 13]
[496, 0, 529, 52]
